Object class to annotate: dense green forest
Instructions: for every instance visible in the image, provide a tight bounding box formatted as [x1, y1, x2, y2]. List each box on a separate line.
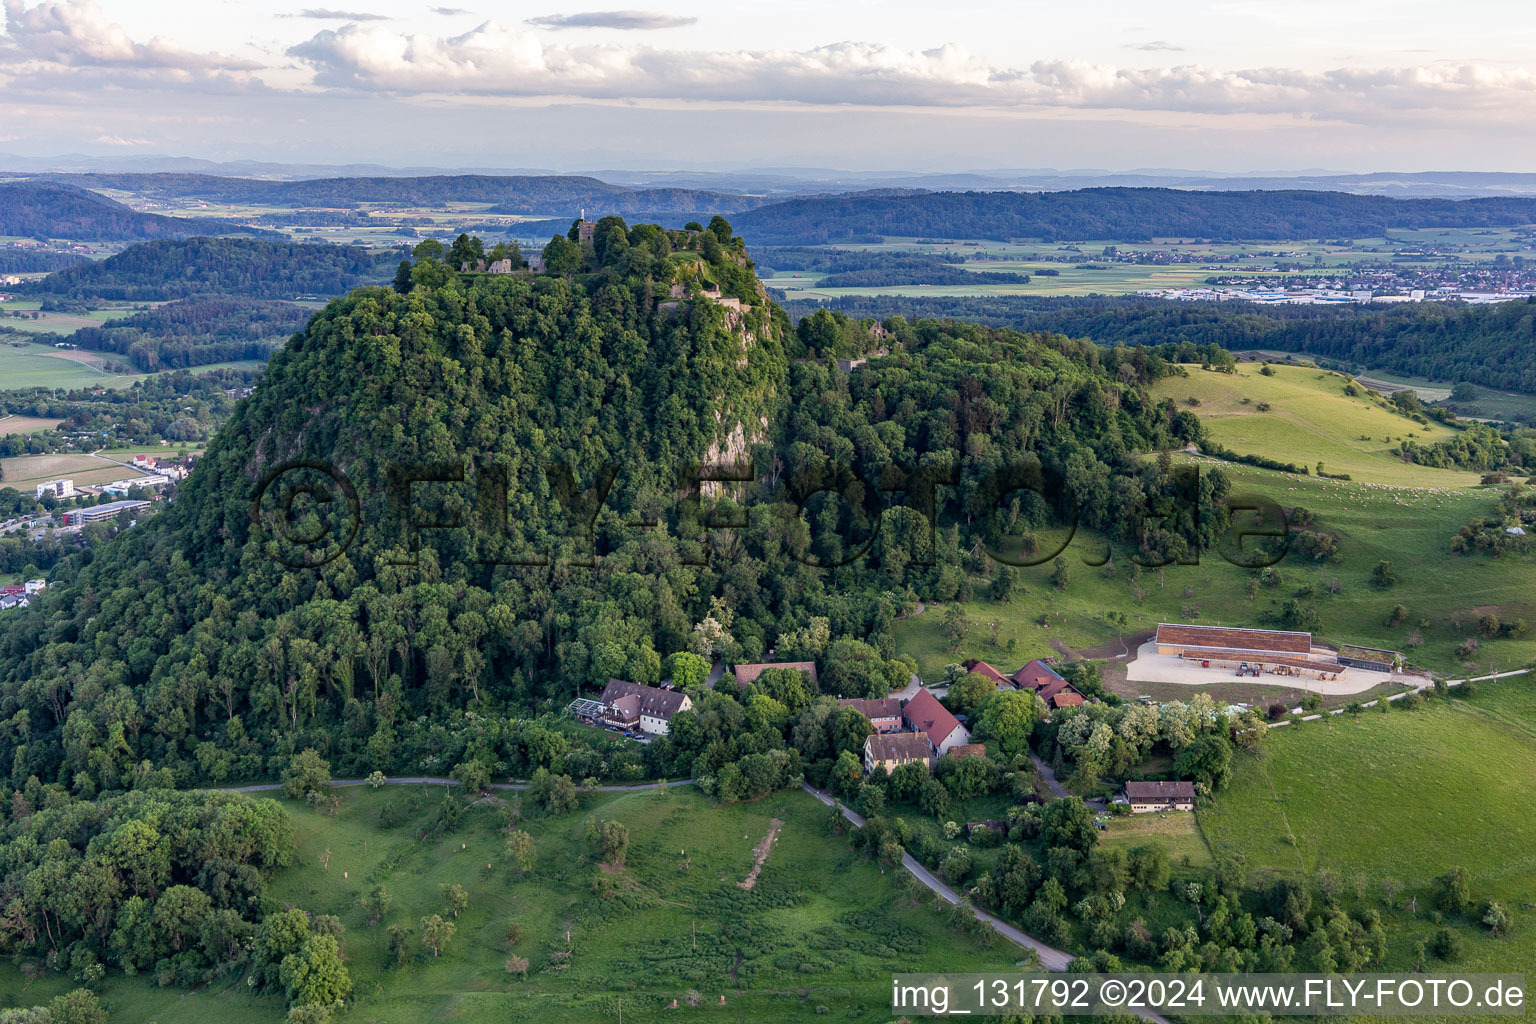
[0, 181, 267, 241]
[27, 238, 400, 301]
[733, 188, 1536, 244]
[0, 222, 1212, 795]
[0, 248, 89, 274]
[780, 293, 1536, 395]
[65, 297, 310, 371]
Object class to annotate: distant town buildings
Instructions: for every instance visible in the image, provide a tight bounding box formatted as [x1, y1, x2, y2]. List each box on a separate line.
[61, 499, 151, 526]
[35, 479, 74, 499]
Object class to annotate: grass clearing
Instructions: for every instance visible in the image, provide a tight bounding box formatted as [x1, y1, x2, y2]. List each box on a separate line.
[1150, 362, 1475, 487]
[0, 415, 63, 436]
[1198, 678, 1536, 994]
[0, 785, 1016, 1023]
[1099, 812, 1211, 868]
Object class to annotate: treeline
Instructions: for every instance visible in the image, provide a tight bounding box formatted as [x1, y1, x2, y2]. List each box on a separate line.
[0, 181, 267, 241]
[752, 247, 1028, 288]
[779, 293, 1536, 394]
[0, 248, 89, 274]
[66, 297, 309, 371]
[0, 788, 302, 991]
[732, 188, 1536, 244]
[27, 238, 401, 301]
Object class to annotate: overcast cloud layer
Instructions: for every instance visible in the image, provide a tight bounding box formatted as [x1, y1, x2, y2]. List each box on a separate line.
[3, 0, 1535, 168]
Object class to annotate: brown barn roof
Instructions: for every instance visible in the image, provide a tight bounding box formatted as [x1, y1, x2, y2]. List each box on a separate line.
[598, 679, 690, 720]
[948, 743, 987, 759]
[838, 697, 903, 721]
[961, 659, 1012, 687]
[903, 689, 964, 747]
[734, 661, 819, 687]
[1010, 658, 1065, 690]
[1124, 780, 1196, 801]
[1156, 623, 1313, 655]
[865, 732, 934, 762]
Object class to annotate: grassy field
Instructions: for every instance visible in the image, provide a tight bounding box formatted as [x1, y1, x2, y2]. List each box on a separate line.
[0, 415, 64, 436]
[1199, 678, 1536, 984]
[1099, 811, 1211, 868]
[894, 457, 1536, 681]
[0, 786, 1016, 1023]
[0, 340, 140, 388]
[1151, 362, 1476, 487]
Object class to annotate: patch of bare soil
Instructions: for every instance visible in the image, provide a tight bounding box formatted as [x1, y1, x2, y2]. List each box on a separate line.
[737, 818, 782, 890]
[1075, 629, 1156, 661]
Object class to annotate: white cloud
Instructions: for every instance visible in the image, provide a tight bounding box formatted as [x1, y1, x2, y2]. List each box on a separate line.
[282, 21, 1536, 126]
[0, 0, 265, 91]
[290, 9, 391, 21]
[526, 11, 697, 31]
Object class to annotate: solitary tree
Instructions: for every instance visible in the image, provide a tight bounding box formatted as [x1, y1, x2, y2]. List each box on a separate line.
[420, 914, 455, 958]
[505, 830, 536, 875]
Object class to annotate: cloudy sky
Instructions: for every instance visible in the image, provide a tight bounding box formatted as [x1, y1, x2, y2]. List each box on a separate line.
[3, 0, 1535, 171]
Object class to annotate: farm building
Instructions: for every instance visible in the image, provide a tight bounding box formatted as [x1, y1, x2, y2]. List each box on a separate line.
[863, 732, 934, 773]
[837, 697, 904, 733]
[960, 659, 1012, 687]
[902, 689, 971, 755]
[1123, 780, 1196, 813]
[571, 679, 692, 736]
[1154, 623, 1348, 680]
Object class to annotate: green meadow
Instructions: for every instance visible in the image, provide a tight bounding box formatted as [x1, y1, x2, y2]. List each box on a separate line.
[0, 786, 1015, 1023]
[1199, 678, 1536, 997]
[1150, 362, 1475, 487]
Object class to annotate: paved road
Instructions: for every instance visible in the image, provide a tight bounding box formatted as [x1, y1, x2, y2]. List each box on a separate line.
[1028, 753, 1070, 799]
[802, 782, 1072, 970]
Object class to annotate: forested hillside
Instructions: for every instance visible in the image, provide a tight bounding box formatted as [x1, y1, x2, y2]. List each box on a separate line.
[0, 180, 267, 240]
[66, 296, 311, 370]
[32, 172, 764, 218]
[28, 237, 400, 300]
[0, 224, 1212, 793]
[782, 293, 1536, 394]
[734, 188, 1536, 243]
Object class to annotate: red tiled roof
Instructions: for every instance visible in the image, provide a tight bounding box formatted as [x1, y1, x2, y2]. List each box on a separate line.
[734, 661, 819, 687]
[961, 659, 1012, 686]
[902, 689, 963, 747]
[1010, 658, 1065, 690]
[948, 743, 987, 759]
[1156, 623, 1313, 655]
[1048, 690, 1085, 709]
[838, 697, 903, 721]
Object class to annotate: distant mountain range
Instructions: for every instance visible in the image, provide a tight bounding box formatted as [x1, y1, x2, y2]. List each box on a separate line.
[10, 154, 1536, 198]
[0, 181, 273, 241]
[730, 188, 1536, 245]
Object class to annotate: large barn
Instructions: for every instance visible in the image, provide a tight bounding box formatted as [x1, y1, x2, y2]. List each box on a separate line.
[1154, 623, 1349, 680]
